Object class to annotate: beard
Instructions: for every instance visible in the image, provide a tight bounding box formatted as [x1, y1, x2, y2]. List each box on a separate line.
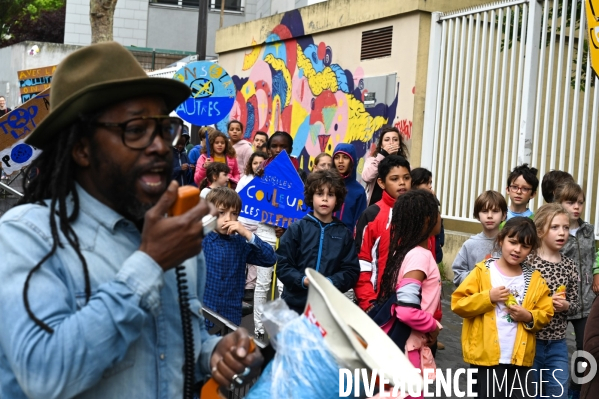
[88, 147, 173, 222]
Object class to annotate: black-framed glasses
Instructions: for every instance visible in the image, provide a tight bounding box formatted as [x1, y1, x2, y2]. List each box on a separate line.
[509, 184, 532, 194]
[92, 116, 183, 150]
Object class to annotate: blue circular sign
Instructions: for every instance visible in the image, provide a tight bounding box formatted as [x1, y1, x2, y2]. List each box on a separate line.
[173, 61, 236, 126]
[11, 143, 33, 163]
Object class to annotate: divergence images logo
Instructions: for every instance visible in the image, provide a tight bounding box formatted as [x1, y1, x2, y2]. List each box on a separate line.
[571, 350, 598, 385]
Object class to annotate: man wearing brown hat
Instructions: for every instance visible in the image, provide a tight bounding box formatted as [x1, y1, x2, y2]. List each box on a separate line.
[0, 42, 262, 398]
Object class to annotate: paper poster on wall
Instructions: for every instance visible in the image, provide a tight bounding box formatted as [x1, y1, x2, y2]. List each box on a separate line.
[237, 151, 310, 228]
[587, 0, 599, 78]
[173, 61, 236, 126]
[0, 88, 50, 175]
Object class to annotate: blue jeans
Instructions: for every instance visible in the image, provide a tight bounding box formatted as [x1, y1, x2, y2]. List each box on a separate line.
[533, 339, 569, 399]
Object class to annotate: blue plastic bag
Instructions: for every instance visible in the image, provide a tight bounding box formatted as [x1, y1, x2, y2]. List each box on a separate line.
[245, 301, 340, 399]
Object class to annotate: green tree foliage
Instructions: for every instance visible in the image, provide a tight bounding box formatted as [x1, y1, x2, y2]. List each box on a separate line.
[0, 0, 65, 47]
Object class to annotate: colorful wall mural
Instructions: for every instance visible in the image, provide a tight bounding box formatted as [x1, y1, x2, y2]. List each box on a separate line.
[216, 10, 400, 173]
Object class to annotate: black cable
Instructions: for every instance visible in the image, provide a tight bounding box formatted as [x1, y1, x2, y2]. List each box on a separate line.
[176, 264, 195, 399]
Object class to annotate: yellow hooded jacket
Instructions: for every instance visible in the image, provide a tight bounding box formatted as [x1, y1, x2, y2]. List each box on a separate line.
[451, 259, 554, 367]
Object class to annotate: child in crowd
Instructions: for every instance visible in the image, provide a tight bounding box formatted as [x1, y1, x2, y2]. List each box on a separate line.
[411, 167, 446, 351]
[452, 217, 553, 399]
[332, 143, 367, 233]
[541, 170, 575, 203]
[188, 126, 213, 167]
[277, 170, 360, 314]
[555, 182, 599, 399]
[202, 187, 277, 327]
[313, 153, 333, 171]
[530, 203, 580, 399]
[194, 130, 240, 187]
[236, 151, 268, 305]
[228, 120, 253, 176]
[253, 131, 304, 340]
[452, 190, 507, 286]
[505, 164, 538, 221]
[369, 190, 442, 380]
[355, 155, 411, 311]
[252, 131, 268, 152]
[411, 167, 444, 264]
[362, 126, 409, 205]
[199, 162, 230, 199]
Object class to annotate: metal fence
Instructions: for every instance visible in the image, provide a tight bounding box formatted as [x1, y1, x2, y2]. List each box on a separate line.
[423, 0, 599, 237]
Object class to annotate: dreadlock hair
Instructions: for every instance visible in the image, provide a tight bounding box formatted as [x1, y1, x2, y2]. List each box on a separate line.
[377, 189, 439, 304]
[18, 114, 98, 333]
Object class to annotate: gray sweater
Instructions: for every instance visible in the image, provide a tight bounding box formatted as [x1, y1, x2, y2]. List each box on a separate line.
[452, 232, 500, 286]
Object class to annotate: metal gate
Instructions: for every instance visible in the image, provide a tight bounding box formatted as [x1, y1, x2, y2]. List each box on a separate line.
[422, 0, 599, 236]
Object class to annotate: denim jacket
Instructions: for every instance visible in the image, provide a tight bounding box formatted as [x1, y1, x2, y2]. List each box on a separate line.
[0, 184, 220, 399]
[561, 219, 598, 320]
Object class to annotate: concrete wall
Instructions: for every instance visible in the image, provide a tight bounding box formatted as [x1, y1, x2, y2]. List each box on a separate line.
[64, 0, 148, 47]
[442, 230, 474, 282]
[0, 42, 81, 109]
[146, 6, 248, 54]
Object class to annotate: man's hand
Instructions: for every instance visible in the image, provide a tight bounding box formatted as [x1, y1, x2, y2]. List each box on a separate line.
[222, 221, 252, 240]
[489, 286, 510, 303]
[210, 328, 263, 390]
[139, 181, 215, 271]
[181, 163, 189, 171]
[507, 304, 533, 323]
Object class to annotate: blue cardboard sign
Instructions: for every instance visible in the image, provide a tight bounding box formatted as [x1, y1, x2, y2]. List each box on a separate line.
[173, 61, 235, 126]
[238, 151, 309, 228]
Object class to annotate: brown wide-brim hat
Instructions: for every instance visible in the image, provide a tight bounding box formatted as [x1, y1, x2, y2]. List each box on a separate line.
[26, 41, 191, 150]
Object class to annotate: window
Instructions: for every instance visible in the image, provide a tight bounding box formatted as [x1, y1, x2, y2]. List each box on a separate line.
[151, 0, 244, 11]
[210, 0, 244, 12]
[360, 26, 393, 61]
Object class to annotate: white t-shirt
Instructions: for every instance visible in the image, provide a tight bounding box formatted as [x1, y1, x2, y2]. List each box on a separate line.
[489, 260, 525, 364]
[200, 187, 211, 199]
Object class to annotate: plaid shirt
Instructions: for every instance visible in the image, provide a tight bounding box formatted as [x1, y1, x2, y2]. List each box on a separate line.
[203, 232, 276, 325]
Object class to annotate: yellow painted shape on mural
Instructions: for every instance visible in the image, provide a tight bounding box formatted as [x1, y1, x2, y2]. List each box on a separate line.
[241, 80, 256, 102]
[243, 39, 262, 71]
[345, 95, 387, 142]
[296, 44, 339, 96]
[586, 0, 599, 77]
[264, 54, 292, 107]
[357, 157, 365, 176]
[290, 99, 309, 139]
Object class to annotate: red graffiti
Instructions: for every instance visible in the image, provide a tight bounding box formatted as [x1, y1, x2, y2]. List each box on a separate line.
[394, 119, 412, 140]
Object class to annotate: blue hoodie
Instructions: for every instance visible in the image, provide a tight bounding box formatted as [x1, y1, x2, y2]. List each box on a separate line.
[332, 143, 367, 234]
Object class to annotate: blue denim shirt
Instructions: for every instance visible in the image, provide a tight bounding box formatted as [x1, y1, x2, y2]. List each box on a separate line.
[0, 184, 220, 398]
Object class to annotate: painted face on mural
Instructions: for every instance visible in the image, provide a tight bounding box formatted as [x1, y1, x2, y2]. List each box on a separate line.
[334, 153, 352, 176]
[228, 122, 243, 143]
[213, 136, 226, 156]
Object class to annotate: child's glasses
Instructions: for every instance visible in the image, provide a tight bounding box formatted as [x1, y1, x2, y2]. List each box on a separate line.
[509, 185, 532, 194]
